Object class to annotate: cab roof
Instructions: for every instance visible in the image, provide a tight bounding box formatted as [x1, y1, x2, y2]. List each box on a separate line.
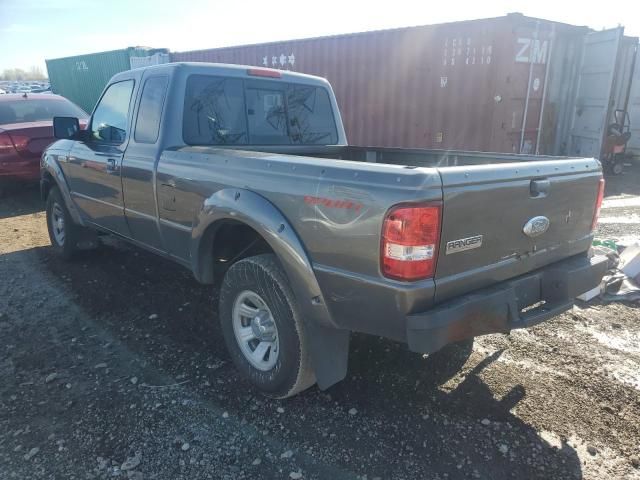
[113, 62, 331, 88]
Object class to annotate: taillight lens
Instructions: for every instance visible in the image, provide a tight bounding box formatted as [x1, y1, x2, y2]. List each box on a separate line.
[10, 135, 29, 153]
[0, 132, 29, 155]
[591, 178, 605, 232]
[381, 203, 441, 281]
[0, 132, 15, 154]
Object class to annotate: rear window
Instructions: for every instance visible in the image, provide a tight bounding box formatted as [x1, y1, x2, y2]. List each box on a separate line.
[183, 76, 248, 145]
[0, 98, 87, 125]
[183, 74, 338, 146]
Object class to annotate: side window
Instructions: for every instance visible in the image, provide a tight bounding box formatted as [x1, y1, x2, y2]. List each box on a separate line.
[91, 80, 134, 144]
[183, 75, 248, 145]
[134, 76, 168, 144]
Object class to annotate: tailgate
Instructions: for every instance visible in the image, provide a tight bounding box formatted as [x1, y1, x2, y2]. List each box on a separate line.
[434, 159, 602, 302]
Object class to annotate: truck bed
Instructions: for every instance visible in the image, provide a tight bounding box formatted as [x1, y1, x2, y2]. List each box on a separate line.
[155, 143, 601, 341]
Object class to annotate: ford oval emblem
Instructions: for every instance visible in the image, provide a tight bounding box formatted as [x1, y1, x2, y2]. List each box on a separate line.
[523, 216, 550, 238]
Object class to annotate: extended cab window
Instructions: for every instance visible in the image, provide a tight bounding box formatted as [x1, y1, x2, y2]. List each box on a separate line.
[134, 76, 168, 144]
[91, 80, 134, 144]
[183, 76, 248, 145]
[183, 74, 338, 146]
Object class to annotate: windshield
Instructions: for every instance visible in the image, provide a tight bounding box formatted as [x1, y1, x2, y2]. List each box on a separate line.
[183, 75, 338, 146]
[0, 98, 87, 125]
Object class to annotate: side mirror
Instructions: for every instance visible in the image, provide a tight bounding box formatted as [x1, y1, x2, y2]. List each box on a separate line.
[53, 116, 80, 139]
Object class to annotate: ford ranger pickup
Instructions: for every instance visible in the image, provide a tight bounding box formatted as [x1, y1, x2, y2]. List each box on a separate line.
[41, 63, 607, 398]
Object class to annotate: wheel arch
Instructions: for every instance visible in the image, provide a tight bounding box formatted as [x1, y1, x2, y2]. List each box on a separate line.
[191, 188, 350, 390]
[41, 151, 85, 226]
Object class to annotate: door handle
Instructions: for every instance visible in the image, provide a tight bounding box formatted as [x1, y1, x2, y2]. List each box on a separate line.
[530, 179, 550, 197]
[106, 158, 117, 172]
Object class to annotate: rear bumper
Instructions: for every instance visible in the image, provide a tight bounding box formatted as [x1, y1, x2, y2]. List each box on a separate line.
[406, 254, 608, 354]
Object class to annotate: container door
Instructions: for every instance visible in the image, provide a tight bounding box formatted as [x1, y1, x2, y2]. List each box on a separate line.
[568, 28, 623, 158]
[627, 48, 640, 159]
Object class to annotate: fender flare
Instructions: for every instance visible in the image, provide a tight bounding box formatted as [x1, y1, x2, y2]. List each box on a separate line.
[41, 151, 85, 226]
[191, 188, 349, 390]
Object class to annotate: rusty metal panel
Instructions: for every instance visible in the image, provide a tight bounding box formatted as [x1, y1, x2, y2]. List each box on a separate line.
[172, 14, 586, 152]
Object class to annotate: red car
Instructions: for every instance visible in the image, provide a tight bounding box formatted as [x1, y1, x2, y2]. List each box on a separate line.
[0, 93, 88, 191]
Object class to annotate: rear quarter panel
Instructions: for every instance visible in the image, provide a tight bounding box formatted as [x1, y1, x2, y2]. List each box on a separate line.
[156, 148, 442, 340]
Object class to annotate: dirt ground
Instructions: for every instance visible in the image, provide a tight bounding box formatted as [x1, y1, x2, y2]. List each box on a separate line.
[1, 167, 639, 480]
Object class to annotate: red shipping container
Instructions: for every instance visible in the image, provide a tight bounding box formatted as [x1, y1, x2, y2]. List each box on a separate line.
[173, 14, 587, 153]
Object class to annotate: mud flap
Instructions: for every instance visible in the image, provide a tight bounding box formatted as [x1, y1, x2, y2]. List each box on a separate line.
[305, 322, 350, 390]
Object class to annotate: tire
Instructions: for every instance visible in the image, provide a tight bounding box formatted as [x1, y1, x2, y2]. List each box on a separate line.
[46, 187, 83, 260]
[219, 254, 316, 398]
[612, 162, 624, 175]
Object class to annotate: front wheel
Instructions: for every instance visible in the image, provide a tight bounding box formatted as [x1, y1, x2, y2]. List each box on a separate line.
[46, 187, 89, 260]
[219, 254, 315, 398]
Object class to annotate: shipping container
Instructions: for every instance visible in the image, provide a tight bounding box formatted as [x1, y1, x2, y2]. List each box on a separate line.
[172, 14, 584, 153]
[563, 29, 638, 159]
[46, 47, 168, 113]
[43, 15, 637, 158]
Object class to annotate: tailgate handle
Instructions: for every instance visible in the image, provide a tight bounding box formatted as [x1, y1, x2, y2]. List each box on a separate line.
[530, 179, 550, 197]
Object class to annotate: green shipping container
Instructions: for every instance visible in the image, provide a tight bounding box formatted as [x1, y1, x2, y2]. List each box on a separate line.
[45, 47, 168, 113]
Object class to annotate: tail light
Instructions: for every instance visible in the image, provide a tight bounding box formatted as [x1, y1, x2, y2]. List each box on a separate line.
[381, 203, 441, 281]
[0, 132, 15, 154]
[0, 132, 29, 156]
[9, 135, 29, 154]
[591, 178, 605, 232]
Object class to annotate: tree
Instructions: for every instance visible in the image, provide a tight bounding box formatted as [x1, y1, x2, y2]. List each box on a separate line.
[0, 67, 47, 81]
[28, 66, 46, 80]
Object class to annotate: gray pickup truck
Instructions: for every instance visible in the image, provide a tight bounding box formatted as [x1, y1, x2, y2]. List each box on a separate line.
[41, 63, 607, 398]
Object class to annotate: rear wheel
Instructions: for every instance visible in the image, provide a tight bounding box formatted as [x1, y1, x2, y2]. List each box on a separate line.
[219, 254, 315, 398]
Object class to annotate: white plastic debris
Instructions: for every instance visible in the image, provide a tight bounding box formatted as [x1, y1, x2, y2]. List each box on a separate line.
[577, 285, 602, 302]
[620, 243, 640, 279]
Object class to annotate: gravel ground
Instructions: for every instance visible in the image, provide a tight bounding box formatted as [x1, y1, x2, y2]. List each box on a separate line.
[1, 167, 639, 480]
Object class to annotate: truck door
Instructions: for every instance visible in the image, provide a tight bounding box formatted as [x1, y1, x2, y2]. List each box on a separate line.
[568, 28, 623, 158]
[63, 80, 135, 236]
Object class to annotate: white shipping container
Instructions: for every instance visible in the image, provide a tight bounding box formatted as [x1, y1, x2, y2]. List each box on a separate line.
[130, 53, 171, 69]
